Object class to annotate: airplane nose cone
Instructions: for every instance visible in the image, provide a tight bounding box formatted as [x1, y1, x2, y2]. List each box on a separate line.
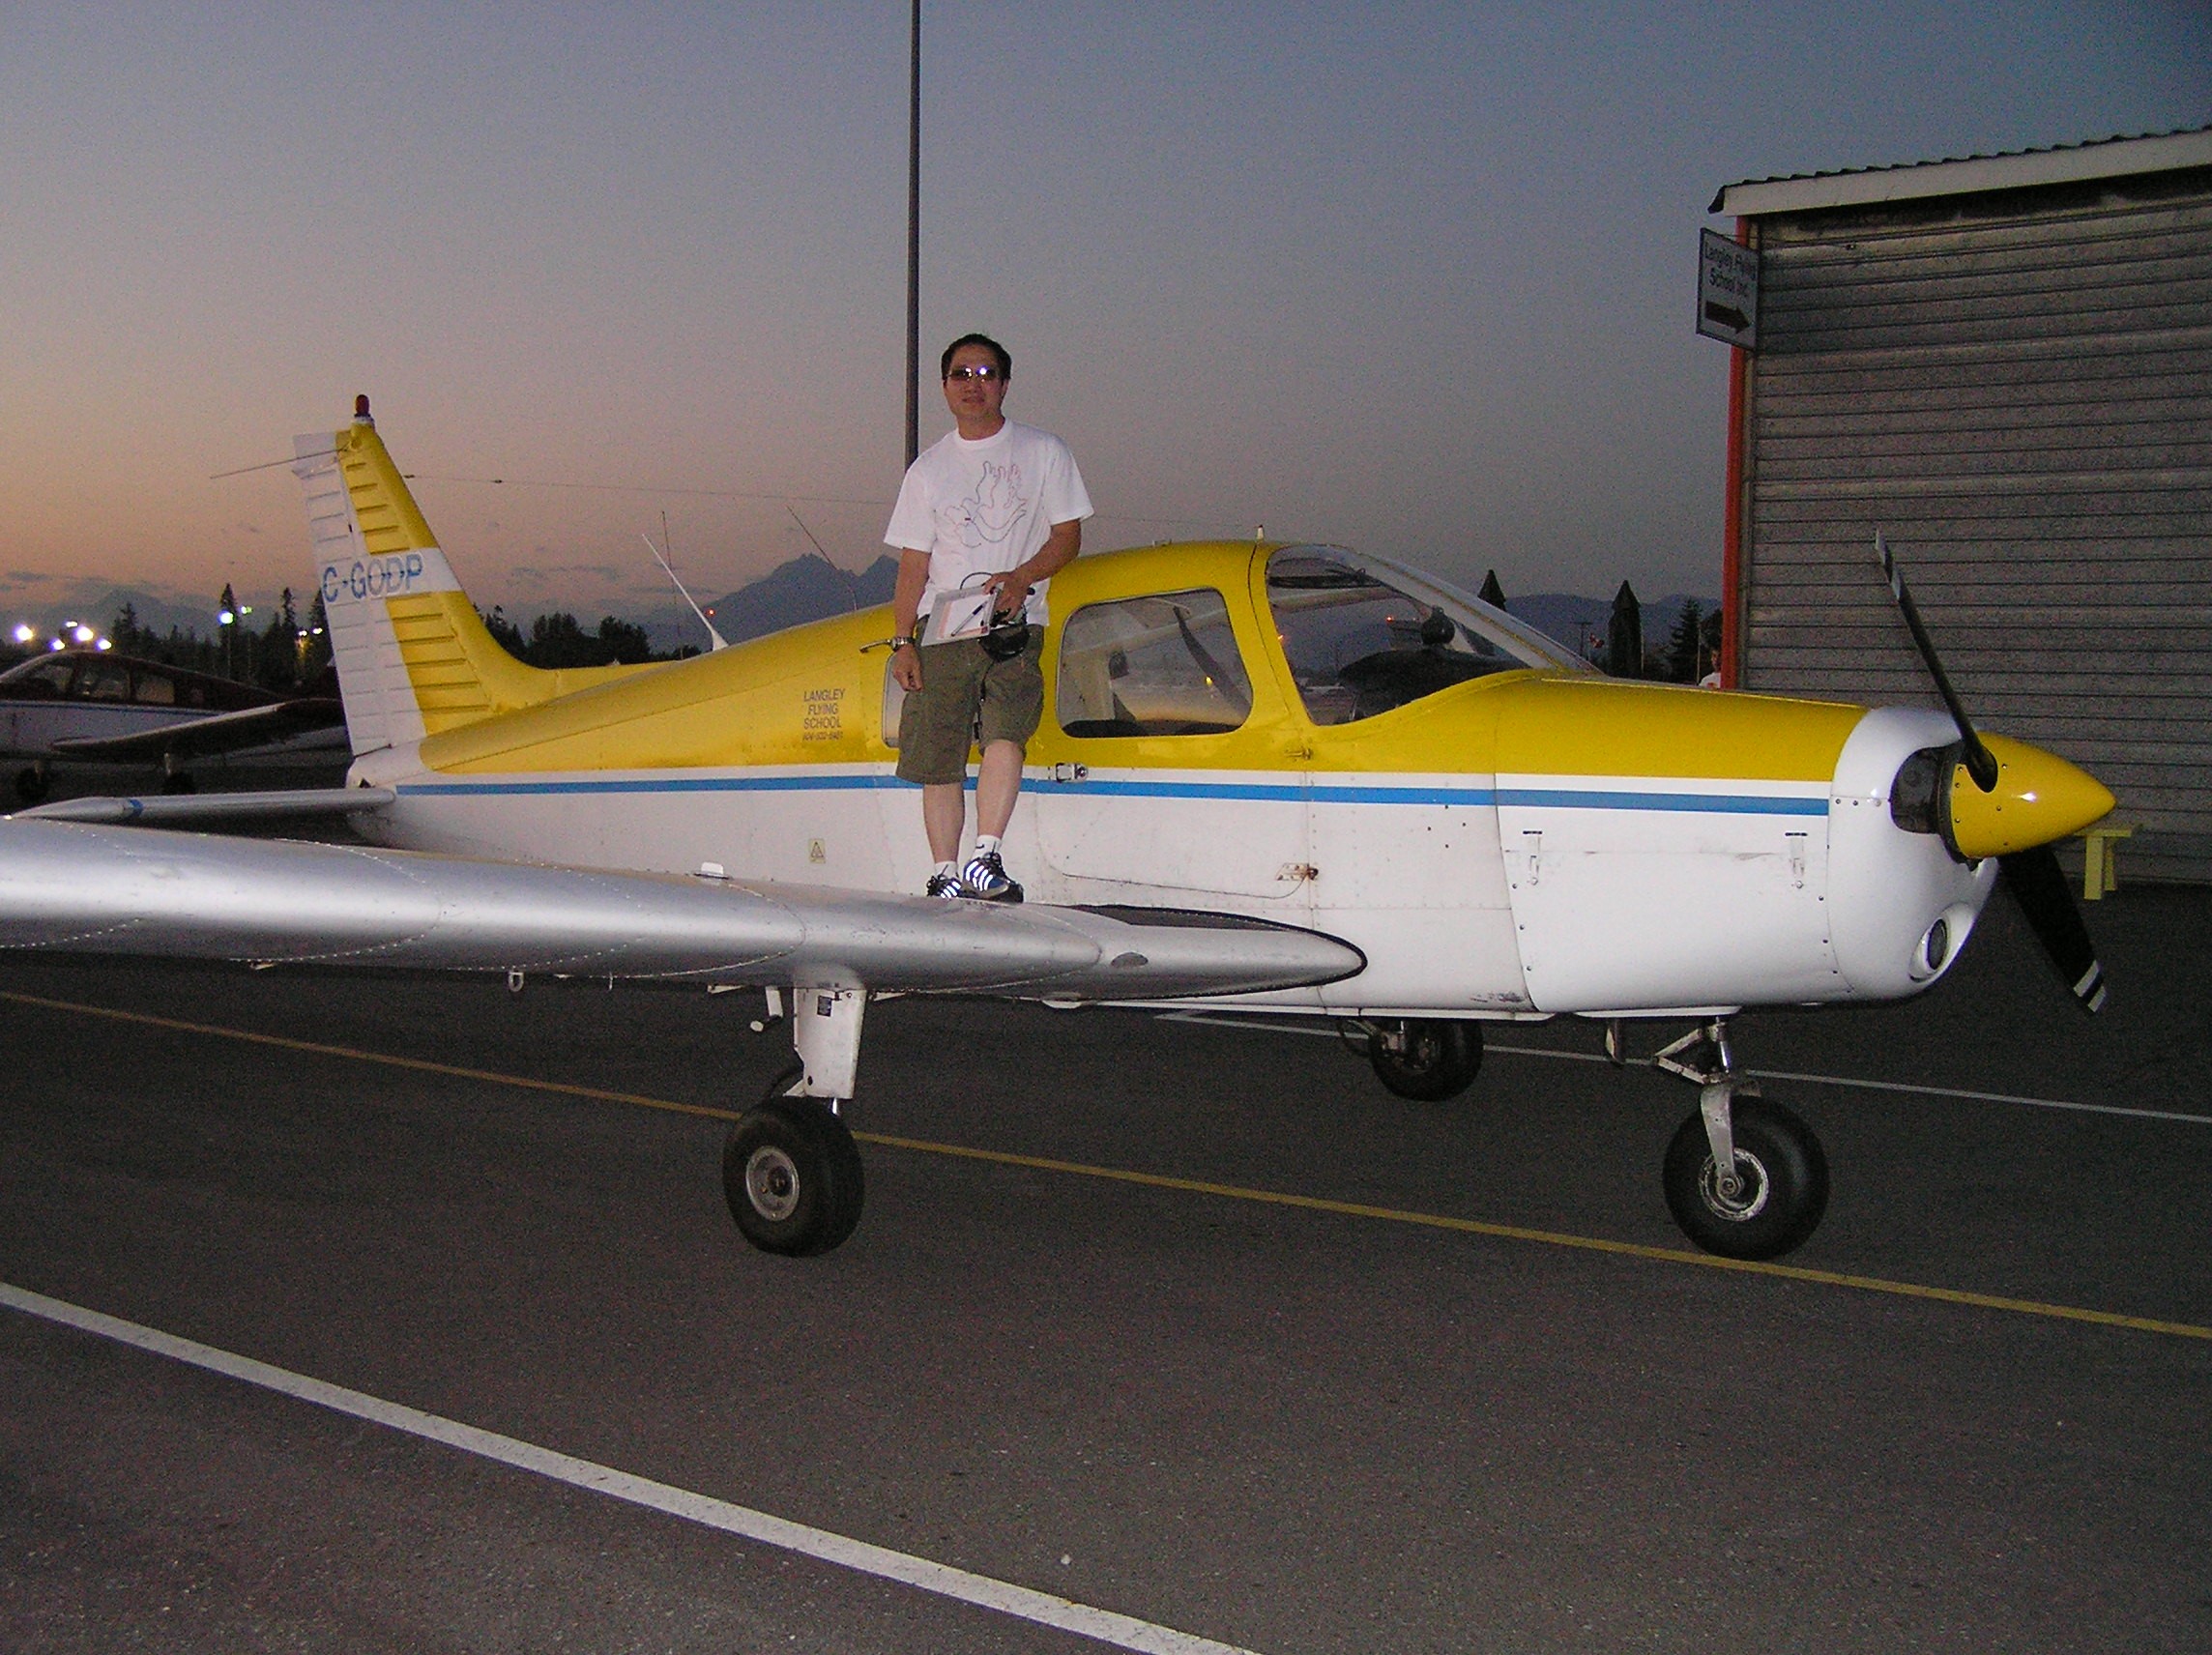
[1947, 734, 2115, 859]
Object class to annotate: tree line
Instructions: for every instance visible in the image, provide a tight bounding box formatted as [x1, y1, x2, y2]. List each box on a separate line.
[476, 608, 697, 669]
[108, 588, 332, 693]
[94, 596, 696, 691]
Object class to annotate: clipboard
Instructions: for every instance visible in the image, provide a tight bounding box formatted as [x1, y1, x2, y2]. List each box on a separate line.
[918, 587, 1001, 646]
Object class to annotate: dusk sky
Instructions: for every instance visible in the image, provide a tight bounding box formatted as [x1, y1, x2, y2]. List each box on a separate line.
[5, 3, 2207, 630]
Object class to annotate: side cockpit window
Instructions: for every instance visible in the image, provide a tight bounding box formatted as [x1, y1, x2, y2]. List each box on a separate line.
[76, 659, 131, 701]
[1057, 589, 1253, 738]
[1267, 549, 1541, 725]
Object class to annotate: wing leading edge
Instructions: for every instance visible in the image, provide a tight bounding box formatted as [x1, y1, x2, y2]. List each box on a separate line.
[0, 820, 1364, 1000]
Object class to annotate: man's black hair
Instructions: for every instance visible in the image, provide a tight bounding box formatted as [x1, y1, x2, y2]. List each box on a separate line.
[941, 333, 1011, 381]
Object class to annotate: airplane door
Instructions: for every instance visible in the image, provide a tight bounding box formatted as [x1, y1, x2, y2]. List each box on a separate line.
[1030, 588, 1312, 908]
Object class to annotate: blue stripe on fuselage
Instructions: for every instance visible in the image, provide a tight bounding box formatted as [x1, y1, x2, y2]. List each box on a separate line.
[394, 773, 1830, 816]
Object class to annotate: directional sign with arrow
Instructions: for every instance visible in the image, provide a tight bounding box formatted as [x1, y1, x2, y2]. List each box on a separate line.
[1699, 227, 1760, 350]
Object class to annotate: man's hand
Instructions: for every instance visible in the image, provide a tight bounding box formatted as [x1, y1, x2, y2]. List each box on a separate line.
[890, 640, 923, 691]
[982, 568, 1033, 618]
[981, 518, 1081, 620]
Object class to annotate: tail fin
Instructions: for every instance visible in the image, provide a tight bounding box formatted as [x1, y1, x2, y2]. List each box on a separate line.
[291, 397, 561, 755]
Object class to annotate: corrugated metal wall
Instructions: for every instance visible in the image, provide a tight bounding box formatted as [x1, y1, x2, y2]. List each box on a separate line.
[1740, 170, 2212, 882]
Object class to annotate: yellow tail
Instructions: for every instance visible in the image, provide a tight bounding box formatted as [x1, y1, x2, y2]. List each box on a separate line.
[291, 399, 646, 755]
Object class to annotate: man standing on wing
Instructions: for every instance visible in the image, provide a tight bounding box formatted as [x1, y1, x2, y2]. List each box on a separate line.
[886, 333, 1092, 901]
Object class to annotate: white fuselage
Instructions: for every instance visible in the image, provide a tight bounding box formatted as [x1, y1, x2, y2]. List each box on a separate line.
[347, 703, 1994, 1022]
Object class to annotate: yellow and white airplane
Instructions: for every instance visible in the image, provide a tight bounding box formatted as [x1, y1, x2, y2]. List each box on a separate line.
[0, 401, 2116, 1262]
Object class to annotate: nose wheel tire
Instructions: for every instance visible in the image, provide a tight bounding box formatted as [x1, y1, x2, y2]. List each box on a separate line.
[722, 1097, 865, 1257]
[1662, 1096, 1828, 1261]
[1368, 1018, 1482, 1102]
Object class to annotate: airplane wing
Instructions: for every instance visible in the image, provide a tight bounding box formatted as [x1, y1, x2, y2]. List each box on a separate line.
[15, 787, 396, 826]
[50, 697, 346, 762]
[0, 819, 1364, 1001]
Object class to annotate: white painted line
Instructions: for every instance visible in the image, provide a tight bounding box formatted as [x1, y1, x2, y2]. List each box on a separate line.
[0, 1283, 1264, 1655]
[1155, 1012, 2212, 1126]
[1723, 1065, 2212, 1125]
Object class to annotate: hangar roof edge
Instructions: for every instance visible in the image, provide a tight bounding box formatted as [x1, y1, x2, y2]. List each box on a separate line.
[1710, 125, 2212, 218]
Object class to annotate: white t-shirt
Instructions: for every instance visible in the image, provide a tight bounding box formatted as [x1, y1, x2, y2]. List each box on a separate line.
[884, 419, 1093, 626]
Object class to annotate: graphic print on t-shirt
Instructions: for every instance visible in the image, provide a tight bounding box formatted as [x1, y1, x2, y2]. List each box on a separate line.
[946, 460, 1031, 548]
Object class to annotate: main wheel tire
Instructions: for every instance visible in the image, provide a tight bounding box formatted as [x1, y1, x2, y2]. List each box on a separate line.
[160, 771, 197, 795]
[722, 1097, 865, 1257]
[1662, 1096, 1829, 1261]
[1369, 1018, 1483, 1102]
[15, 766, 49, 804]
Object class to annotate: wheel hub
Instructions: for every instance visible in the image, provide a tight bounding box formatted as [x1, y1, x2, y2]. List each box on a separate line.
[745, 1146, 801, 1222]
[1699, 1150, 1770, 1222]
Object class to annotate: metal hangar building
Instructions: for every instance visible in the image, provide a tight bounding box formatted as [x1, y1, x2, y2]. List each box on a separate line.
[1709, 127, 2212, 885]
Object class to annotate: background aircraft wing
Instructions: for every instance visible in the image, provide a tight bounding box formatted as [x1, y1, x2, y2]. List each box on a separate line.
[0, 820, 1363, 1001]
[15, 788, 397, 827]
[51, 697, 346, 762]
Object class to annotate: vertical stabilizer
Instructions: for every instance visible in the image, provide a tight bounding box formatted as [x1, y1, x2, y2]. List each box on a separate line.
[292, 399, 553, 755]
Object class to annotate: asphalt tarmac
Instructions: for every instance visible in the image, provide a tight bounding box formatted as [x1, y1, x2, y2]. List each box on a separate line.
[2, 882, 2208, 1653]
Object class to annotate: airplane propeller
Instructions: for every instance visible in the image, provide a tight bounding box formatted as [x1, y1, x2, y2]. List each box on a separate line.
[1877, 534, 2109, 1013]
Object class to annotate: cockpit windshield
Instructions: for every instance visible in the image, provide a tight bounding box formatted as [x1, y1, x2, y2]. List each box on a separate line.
[1266, 545, 1588, 725]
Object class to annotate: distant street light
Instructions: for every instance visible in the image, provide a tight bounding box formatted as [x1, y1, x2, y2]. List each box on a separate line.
[218, 584, 239, 678]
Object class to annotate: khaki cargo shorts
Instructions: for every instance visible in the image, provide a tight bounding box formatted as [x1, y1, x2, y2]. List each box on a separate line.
[895, 634, 1046, 785]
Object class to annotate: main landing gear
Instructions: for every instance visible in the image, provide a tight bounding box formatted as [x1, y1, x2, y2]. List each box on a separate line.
[723, 988, 867, 1256]
[1359, 1017, 1484, 1101]
[1650, 1021, 1828, 1261]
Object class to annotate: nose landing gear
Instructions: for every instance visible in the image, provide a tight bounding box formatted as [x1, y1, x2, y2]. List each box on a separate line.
[1653, 1021, 1828, 1260]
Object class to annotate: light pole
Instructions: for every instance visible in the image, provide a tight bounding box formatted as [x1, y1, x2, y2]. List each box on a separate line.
[904, 0, 921, 469]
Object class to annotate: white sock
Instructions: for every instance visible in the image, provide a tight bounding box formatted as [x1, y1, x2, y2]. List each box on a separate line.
[975, 834, 1002, 857]
[934, 860, 958, 879]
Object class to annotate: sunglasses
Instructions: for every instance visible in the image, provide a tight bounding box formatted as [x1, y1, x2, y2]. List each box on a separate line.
[946, 363, 1004, 383]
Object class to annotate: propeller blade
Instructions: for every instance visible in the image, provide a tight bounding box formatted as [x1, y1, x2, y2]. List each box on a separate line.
[1999, 844, 2107, 1014]
[1877, 534, 1999, 792]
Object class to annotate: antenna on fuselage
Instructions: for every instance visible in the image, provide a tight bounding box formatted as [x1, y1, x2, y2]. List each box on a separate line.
[785, 506, 859, 611]
[643, 512, 726, 652]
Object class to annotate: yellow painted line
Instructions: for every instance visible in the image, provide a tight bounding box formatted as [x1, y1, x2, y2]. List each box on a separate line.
[0, 989, 736, 1124]
[9, 988, 2208, 1343]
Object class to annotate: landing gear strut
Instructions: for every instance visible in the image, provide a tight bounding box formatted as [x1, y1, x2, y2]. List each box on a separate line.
[1653, 1021, 1828, 1261]
[723, 987, 868, 1256]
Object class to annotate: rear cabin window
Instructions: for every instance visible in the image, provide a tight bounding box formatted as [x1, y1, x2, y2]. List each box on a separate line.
[1267, 552, 1523, 725]
[1057, 590, 1253, 738]
[0, 658, 75, 699]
